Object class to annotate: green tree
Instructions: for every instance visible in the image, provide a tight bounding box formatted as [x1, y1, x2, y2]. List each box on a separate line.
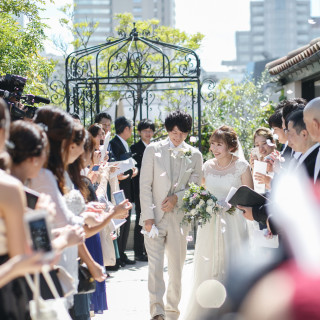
[203, 71, 275, 159]
[0, 0, 55, 94]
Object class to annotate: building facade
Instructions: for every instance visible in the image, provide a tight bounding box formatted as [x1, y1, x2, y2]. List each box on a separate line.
[223, 0, 320, 67]
[74, 0, 175, 47]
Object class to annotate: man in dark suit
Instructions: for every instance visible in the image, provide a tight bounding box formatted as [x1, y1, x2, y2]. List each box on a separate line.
[304, 97, 320, 182]
[130, 119, 155, 261]
[109, 116, 137, 266]
[286, 109, 320, 179]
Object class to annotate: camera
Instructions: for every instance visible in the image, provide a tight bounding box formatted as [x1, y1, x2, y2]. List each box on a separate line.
[0, 73, 50, 121]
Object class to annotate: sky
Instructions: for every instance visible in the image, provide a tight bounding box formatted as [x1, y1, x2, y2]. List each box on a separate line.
[42, 0, 320, 72]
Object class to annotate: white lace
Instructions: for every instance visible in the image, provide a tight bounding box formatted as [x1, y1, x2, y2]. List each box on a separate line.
[184, 158, 250, 320]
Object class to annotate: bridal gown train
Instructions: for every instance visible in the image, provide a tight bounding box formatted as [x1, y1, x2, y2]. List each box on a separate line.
[184, 158, 250, 320]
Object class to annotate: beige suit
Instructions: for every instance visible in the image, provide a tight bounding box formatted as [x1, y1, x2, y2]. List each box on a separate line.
[140, 138, 203, 320]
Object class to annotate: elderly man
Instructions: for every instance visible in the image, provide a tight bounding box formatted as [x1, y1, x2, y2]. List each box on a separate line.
[304, 97, 320, 182]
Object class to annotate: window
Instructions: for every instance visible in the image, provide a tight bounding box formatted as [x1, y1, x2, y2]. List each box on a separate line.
[76, 0, 110, 4]
[133, 7, 142, 13]
[75, 8, 111, 14]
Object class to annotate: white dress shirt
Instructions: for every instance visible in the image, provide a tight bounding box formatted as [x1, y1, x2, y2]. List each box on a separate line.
[117, 134, 130, 152]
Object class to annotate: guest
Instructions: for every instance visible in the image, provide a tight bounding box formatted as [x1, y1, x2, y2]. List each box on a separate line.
[88, 123, 105, 151]
[268, 110, 292, 161]
[0, 98, 31, 319]
[95, 112, 112, 134]
[286, 109, 319, 179]
[303, 97, 320, 182]
[109, 116, 138, 266]
[250, 127, 277, 191]
[131, 119, 155, 262]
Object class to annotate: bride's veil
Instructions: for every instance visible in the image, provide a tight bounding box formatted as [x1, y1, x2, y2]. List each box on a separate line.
[233, 138, 246, 161]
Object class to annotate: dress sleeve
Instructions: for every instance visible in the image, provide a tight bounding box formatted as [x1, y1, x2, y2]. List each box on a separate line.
[235, 159, 250, 176]
[30, 169, 84, 228]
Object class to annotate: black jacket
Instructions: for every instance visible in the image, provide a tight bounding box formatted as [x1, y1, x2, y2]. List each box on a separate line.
[109, 135, 134, 202]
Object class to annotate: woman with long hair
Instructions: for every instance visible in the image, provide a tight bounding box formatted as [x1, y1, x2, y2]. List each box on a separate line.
[0, 99, 31, 319]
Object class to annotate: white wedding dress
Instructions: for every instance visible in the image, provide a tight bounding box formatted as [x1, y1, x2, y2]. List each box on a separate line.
[184, 158, 250, 320]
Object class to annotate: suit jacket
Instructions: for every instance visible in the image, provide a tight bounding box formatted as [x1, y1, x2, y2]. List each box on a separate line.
[300, 146, 320, 179]
[109, 135, 134, 202]
[130, 139, 146, 204]
[139, 138, 203, 226]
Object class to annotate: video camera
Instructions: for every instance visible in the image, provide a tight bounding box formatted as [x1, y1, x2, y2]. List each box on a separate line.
[0, 74, 50, 121]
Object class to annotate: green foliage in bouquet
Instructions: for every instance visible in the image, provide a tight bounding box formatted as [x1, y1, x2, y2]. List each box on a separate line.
[181, 183, 236, 226]
[181, 183, 218, 226]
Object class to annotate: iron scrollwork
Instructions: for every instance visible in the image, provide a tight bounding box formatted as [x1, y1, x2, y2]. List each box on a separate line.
[200, 78, 216, 102]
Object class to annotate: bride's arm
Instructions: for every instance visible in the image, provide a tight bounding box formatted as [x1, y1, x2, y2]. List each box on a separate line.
[241, 166, 254, 189]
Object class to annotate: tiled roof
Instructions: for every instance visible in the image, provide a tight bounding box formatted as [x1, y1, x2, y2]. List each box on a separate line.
[266, 37, 320, 76]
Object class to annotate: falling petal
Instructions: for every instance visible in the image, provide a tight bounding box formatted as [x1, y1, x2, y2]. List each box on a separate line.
[273, 133, 279, 140]
[308, 19, 316, 24]
[202, 256, 210, 262]
[221, 219, 226, 225]
[240, 117, 245, 122]
[171, 153, 176, 159]
[150, 204, 156, 209]
[155, 153, 161, 157]
[286, 89, 293, 94]
[266, 139, 276, 146]
[180, 228, 184, 235]
[186, 168, 193, 173]
[190, 136, 197, 143]
[174, 183, 178, 188]
[160, 172, 166, 177]
[221, 227, 226, 233]
[186, 235, 193, 242]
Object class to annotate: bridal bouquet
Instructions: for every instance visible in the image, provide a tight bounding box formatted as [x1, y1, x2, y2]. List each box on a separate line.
[181, 183, 235, 226]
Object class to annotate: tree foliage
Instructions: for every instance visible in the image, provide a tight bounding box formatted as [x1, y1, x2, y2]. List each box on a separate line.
[203, 71, 275, 159]
[0, 0, 55, 94]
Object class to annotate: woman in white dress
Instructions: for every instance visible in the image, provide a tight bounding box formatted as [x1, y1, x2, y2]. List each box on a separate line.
[185, 126, 253, 320]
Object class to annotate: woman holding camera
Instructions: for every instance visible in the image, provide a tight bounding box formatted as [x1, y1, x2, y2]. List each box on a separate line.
[0, 98, 31, 319]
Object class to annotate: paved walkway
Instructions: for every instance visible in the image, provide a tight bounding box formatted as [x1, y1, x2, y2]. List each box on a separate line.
[95, 250, 195, 319]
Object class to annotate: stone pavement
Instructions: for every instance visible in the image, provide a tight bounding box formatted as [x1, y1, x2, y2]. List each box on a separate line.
[94, 250, 195, 319]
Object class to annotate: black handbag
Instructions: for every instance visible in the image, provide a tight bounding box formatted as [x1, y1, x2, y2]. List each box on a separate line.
[77, 263, 96, 294]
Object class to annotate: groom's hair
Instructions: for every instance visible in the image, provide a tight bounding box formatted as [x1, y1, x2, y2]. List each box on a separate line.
[165, 110, 192, 133]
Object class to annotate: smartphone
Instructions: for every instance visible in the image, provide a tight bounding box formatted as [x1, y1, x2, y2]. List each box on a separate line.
[24, 209, 53, 254]
[113, 190, 125, 205]
[92, 165, 100, 171]
[24, 187, 40, 209]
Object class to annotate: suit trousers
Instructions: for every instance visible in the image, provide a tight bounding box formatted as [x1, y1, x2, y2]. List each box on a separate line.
[118, 209, 131, 261]
[144, 211, 188, 320]
[134, 199, 145, 256]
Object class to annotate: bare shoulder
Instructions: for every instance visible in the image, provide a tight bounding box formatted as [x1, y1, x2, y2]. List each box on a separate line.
[0, 172, 24, 205]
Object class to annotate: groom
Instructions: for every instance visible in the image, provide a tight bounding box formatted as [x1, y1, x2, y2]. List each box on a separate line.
[140, 110, 203, 320]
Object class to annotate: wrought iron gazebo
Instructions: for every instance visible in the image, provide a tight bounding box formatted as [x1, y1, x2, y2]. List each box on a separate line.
[64, 24, 215, 147]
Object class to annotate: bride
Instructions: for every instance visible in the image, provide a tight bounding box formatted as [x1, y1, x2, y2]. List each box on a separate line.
[184, 125, 253, 319]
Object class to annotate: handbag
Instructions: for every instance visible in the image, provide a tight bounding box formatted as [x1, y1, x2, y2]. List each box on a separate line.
[77, 263, 96, 294]
[26, 270, 72, 320]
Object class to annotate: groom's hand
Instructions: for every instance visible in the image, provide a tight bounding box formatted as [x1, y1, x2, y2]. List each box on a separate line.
[161, 195, 178, 212]
[144, 219, 155, 232]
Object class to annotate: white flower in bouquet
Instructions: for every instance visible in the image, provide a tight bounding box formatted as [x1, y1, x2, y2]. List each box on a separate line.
[206, 206, 213, 214]
[199, 199, 205, 207]
[196, 203, 201, 210]
[207, 199, 214, 206]
[190, 209, 197, 216]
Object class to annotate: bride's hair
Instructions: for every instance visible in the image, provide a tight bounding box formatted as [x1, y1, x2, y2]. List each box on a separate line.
[210, 125, 238, 152]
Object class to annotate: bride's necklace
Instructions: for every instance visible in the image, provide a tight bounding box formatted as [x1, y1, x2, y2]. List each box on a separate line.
[216, 154, 234, 169]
